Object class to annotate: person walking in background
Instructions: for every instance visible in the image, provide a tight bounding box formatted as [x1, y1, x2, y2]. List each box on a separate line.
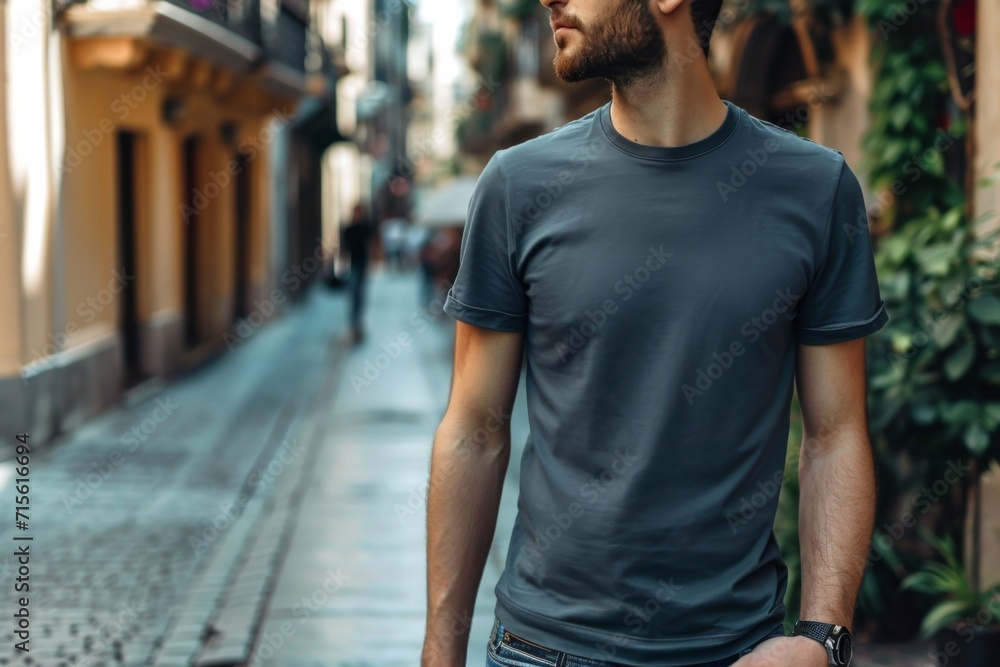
[404, 223, 430, 272]
[381, 216, 410, 273]
[423, 1, 888, 666]
[339, 203, 376, 345]
[419, 228, 463, 313]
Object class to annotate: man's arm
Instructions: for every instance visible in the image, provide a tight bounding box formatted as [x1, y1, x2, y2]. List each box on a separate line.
[732, 338, 873, 666]
[422, 320, 524, 667]
[795, 336, 877, 631]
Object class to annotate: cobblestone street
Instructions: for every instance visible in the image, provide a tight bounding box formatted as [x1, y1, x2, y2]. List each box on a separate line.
[0, 268, 930, 667]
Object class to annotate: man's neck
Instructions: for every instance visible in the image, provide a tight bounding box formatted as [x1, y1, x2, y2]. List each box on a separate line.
[608, 56, 728, 149]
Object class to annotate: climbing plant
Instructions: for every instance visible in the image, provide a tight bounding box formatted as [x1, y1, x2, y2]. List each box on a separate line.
[856, 0, 1000, 638]
[735, 0, 1000, 639]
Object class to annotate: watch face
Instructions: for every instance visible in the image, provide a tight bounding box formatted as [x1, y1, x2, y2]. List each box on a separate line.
[834, 633, 853, 664]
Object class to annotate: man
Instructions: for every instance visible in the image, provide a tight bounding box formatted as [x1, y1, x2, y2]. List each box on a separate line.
[423, 0, 888, 666]
[339, 203, 376, 344]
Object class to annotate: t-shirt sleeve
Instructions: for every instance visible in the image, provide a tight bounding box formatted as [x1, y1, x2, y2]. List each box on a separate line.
[793, 159, 889, 345]
[442, 151, 528, 332]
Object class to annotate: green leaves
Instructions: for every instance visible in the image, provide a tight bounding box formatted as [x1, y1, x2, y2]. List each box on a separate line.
[900, 528, 987, 639]
[942, 341, 975, 381]
[890, 103, 912, 131]
[918, 599, 973, 639]
[968, 295, 1000, 325]
[964, 423, 991, 456]
[914, 243, 957, 276]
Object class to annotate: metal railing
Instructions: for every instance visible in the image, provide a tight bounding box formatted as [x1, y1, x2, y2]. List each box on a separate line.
[264, 0, 309, 72]
[164, 0, 262, 45]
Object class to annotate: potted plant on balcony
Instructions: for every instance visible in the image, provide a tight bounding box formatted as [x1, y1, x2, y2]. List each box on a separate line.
[902, 525, 1000, 667]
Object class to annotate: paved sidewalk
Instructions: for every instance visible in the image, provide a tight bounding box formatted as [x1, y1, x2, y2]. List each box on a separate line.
[247, 268, 531, 667]
[0, 283, 352, 667]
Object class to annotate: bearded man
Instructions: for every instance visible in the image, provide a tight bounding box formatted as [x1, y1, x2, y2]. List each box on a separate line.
[423, 2, 886, 666]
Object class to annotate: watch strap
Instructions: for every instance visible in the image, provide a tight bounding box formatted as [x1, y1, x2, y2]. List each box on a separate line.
[793, 620, 833, 644]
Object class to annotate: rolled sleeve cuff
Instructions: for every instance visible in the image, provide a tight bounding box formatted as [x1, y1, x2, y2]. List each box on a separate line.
[794, 300, 889, 345]
[443, 291, 527, 332]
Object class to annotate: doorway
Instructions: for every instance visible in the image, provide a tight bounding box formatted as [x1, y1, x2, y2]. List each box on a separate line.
[233, 152, 251, 321]
[182, 135, 201, 348]
[116, 131, 143, 386]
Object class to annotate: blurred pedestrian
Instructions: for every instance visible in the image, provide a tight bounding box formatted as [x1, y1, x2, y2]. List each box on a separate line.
[419, 227, 462, 312]
[423, 1, 888, 666]
[404, 224, 430, 272]
[380, 216, 409, 273]
[339, 203, 376, 344]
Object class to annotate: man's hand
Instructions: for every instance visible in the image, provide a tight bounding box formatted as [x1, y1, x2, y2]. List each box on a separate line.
[730, 635, 829, 666]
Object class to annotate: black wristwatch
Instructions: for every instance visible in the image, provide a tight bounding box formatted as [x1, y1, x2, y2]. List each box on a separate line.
[792, 620, 853, 666]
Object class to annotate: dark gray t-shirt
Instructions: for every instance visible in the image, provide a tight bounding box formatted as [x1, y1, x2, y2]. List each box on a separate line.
[442, 99, 888, 666]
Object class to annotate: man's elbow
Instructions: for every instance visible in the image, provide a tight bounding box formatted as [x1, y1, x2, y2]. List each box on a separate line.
[435, 408, 512, 460]
[798, 423, 874, 474]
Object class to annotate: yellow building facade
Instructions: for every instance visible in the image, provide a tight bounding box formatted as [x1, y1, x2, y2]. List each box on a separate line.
[1, 0, 345, 445]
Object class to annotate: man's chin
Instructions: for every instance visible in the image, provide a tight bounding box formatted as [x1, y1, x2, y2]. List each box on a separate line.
[553, 56, 598, 83]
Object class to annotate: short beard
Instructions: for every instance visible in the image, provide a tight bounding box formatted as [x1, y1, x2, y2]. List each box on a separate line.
[553, 0, 667, 90]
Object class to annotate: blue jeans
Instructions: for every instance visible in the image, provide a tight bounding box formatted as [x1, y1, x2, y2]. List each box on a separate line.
[485, 616, 786, 667]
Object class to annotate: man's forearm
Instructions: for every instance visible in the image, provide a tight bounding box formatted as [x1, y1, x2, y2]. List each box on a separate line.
[797, 428, 877, 630]
[423, 417, 510, 666]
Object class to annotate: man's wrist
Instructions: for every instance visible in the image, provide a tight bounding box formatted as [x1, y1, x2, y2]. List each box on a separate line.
[792, 620, 854, 666]
[420, 641, 465, 667]
[786, 634, 833, 665]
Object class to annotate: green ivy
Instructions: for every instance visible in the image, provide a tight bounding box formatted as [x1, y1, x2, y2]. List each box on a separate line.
[738, 0, 1000, 639]
[856, 0, 1000, 489]
[857, 0, 1000, 639]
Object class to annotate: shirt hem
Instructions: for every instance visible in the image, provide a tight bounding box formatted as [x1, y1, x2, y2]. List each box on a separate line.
[494, 592, 785, 667]
[442, 292, 527, 332]
[794, 301, 889, 345]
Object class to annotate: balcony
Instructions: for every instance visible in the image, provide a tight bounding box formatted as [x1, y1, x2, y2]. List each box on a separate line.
[58, 0, 312, 88]
[58, 0, 265, 72]
[163, 0, 261, 45]
[268, 0, 308, 71]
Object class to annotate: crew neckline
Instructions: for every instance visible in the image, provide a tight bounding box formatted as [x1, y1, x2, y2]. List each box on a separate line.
[597, 99, 742, 161]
